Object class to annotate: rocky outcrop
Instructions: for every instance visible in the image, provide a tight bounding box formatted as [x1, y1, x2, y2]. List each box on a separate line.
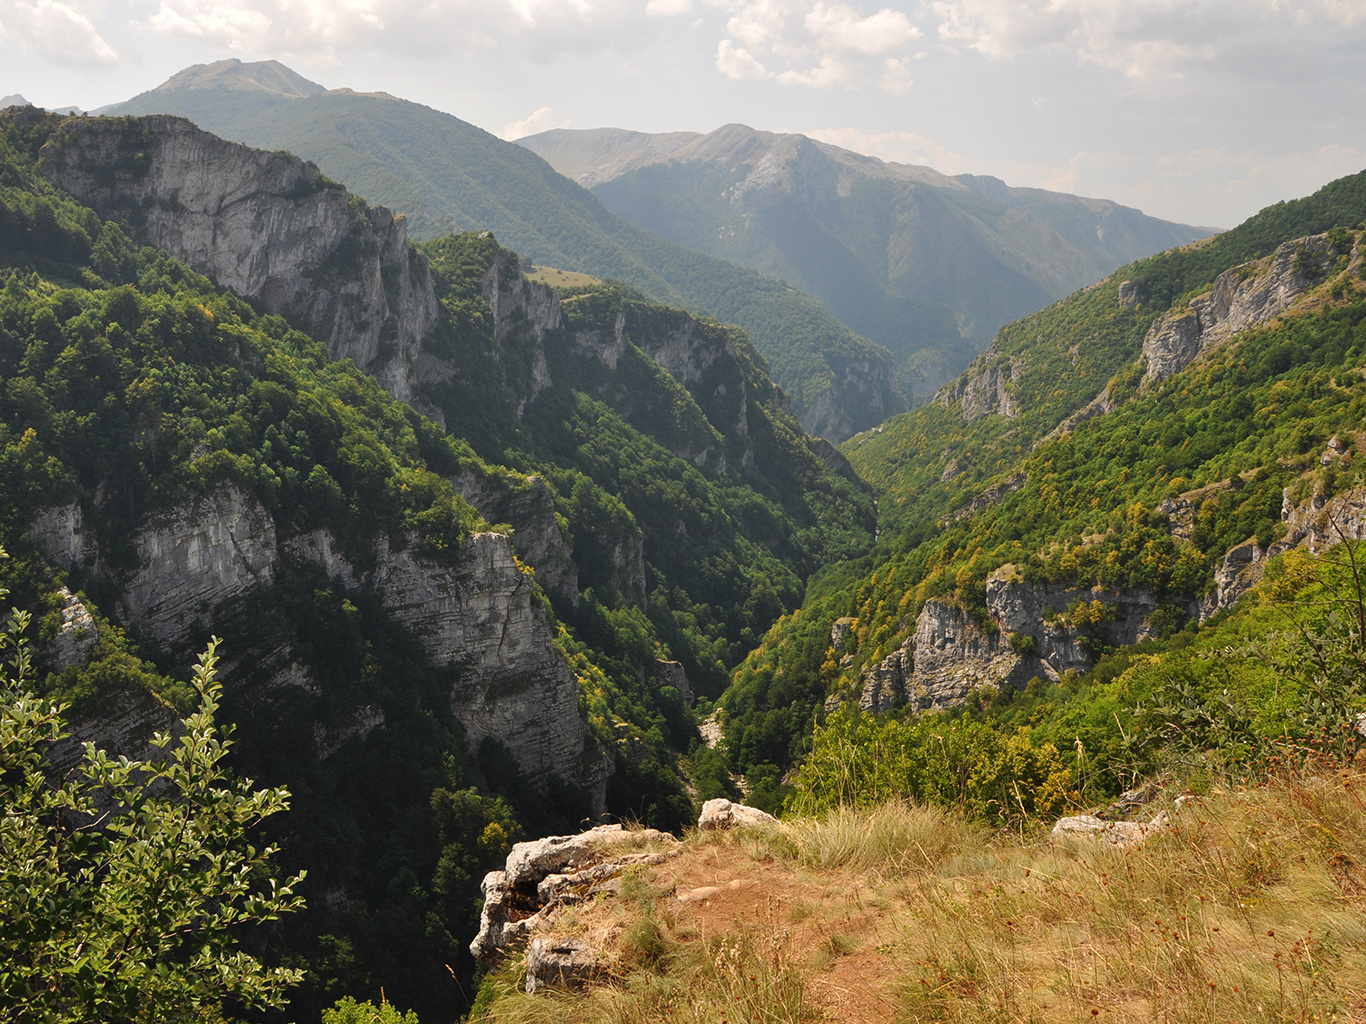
[856, 566, 1185, 712]
[940, 472, 1027, 525]
[935, 356, 1019, 422]
[48, 587, 99, 672]
[471, 824, 680, 966]
[801, 352, 904, 444]
[697, 798, 777, 830]
[116, 484, 276, 649]
[653, 659, 693, 706]
[30, 502, 93, 570]
[1202, 475, 1366, 617]
[481, 250, 560, 415]
[40, 114, 440, 411]
[451, 469, 578, 607]
[1143, 233, 1338, 385]
[286, 527, 611, 800]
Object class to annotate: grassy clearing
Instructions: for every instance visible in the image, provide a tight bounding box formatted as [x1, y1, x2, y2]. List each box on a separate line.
[523, 264, 601, 288]
[470, 778, 1366, 1023]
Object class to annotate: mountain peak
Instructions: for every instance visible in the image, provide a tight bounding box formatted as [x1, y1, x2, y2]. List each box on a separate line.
[1, 94, 30, 108]
[151, 59, 324, 99]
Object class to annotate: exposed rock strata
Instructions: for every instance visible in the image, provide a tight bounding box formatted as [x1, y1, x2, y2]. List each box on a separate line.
[802, 352, 902, 443]
[1203, 478, 1366, 617]
[1142, 234, 1337, 385]
[285, 527, 612, 800]
[451, 469, 579, 607]
[48, 587, 99, 672]
[116, 484, 276, 649]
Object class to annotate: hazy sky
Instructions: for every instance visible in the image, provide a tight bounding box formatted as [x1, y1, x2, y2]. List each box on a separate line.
[2, 0, 1364, 228]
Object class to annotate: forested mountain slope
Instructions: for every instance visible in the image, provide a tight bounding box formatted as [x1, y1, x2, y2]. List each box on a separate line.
[0, 108, 872, 1020]
[715, 167, 1366, 803]
[519, 124, 1211, 405]
[101, 60, 904, 441]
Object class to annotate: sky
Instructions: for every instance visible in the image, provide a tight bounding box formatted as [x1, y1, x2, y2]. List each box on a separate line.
[2, 0, 1365, 228]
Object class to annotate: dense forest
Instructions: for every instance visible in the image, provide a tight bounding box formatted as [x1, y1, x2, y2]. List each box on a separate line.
[717, 167, 1366, 816]
[0, 110, 871, 1020]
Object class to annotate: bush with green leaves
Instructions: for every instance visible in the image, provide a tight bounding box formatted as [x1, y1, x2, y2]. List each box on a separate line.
[0, 561, 304, 1022]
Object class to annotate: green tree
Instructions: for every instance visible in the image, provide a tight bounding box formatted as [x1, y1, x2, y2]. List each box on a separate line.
[0, 562, 305, 1023]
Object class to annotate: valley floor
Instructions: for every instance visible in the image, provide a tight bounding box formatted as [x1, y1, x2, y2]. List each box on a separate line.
[472, 776, 1366, 1023]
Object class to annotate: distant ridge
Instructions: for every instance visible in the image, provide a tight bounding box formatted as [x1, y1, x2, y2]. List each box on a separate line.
[518, 125, 1215, 405]
[148, 58, 325, 98]
[1, 94, 29, 108]
[103, 60, 908, 441]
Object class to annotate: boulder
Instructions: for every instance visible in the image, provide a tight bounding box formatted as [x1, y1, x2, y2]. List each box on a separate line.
[525, 936, 602, 994]
[697, 798, 777, 830]
[1051, 814, 1160, 846]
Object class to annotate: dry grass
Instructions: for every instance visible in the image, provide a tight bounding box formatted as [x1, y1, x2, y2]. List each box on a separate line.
[470, 776, 1366, 1023]
[522, 265, 601, 288]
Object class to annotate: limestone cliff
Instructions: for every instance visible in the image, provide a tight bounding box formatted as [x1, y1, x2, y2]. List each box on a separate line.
[115, 484, 276, 649]
[282, 525, 613, 802]
[1142, 234, 1341, 385]
[934, 357, 1020, 422]
[802, 352, 902, 443]
[35, 484, 609, 804]
[39, 114, 441, 412]
[851, 566, 1182, 712]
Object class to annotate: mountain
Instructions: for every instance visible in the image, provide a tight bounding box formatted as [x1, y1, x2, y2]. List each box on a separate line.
[103, 60, 905, 441]
[0, 107, 873, 1018]
[1, 94, 28, 108]
[718, 165, 1366, 791]
[518, 125, 1214, 404]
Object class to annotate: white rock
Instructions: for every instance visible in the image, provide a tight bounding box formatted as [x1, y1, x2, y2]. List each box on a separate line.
[697, 798, 777, 830]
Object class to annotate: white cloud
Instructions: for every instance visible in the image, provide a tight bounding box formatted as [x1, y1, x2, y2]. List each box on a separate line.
[500, 105, 570, 139]
[4, 0, 117, 66]
[880, 55, 912, 93]
[805, 2, 918, 55]
[144, 0, 662, 61]
[716, 38, 772, 78]
[930, 0, 1366, 80]
[710, 1, 926, 89]
[777, 52, 845, 86]
[726, 0, 791, 49]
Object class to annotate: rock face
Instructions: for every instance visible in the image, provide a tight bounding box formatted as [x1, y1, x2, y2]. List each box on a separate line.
[471, 824, 680, 967]
[46, 685, 180, 775]
[48, 587, 99, 672]
[451, 469, 579, 607]
[856, 566, 1183, 712]
[116, 484, 276, 649]
[39, 115, 440, 410]
[1143, 233, 1338, 385]
[525, 937, 602, 995]
[936, 358, 1019, 421]
[802, 352, 902, 443]
[30, 503, 92, 569]
[1202, 477, 1366, 617]
[43, 480, 608, 801]
[286, 527, 612, 800]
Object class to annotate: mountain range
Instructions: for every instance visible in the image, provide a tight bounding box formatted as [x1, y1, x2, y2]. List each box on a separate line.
[102, 58, 1207, 432]
[520, 125, 1213, 402]
[102, 60, 902, 441]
